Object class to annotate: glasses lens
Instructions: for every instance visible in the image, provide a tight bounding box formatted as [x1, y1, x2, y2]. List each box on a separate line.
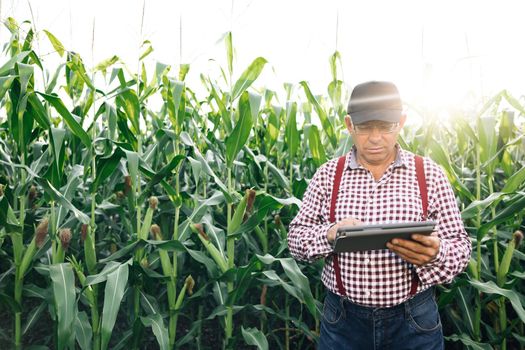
[354, 122, 398, 134]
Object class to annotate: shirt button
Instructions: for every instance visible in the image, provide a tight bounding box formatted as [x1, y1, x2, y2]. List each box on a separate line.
[364, 290, 371, 297]
[364, 258, 370, 264]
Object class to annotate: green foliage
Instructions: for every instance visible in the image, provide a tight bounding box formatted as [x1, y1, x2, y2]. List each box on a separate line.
[0, 20, 523, 350]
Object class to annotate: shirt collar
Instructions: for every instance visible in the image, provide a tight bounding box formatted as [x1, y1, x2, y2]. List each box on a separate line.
[346, 144, 407, 170]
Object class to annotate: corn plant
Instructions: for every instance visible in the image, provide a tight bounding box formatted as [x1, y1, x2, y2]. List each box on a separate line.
[0, 17, 524, 350]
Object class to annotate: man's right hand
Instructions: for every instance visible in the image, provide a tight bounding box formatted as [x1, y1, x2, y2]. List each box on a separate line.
[327, 217, 362, 243]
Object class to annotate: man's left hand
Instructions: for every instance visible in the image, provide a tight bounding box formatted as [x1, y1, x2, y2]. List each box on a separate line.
[386, 233, 440, 266]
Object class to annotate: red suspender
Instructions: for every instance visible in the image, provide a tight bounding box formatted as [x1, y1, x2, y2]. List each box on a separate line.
[330, 156, 347, 296]
[410, 155, 428, 296]
[415, 156, 428, 220]
[330, 154, 428, 298]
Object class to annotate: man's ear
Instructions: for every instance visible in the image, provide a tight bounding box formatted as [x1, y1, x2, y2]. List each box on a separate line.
[345, 115, 353, 133]
[399, 113, 407, 128]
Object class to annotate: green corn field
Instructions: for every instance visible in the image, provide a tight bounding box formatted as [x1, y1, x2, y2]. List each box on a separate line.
[0, 18, 524, 350]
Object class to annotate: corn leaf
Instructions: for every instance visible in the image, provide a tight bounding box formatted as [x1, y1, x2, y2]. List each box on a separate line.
[75, 311, 93, 350]
[27, 93, 51, 129]
[137, 154, 185, 203]
[308, 124, 326, 167]
[468, 279, 525, 324]
[328, 79, 344, 118]
[445, 334, 493, 350]
[124, 149, 139, 192]
[503, 90, 525, 115]
[116, 89, 140, 134]
[43, 29, 65, 57]
[461, 192, 507, 220]
[37, 178, 90, 224]
[249, 92, 262, 125]
[226, 91, 253, 167]
[141, 314, 169, 350]
[285, 101, 299, 157]
[49, 127, 66, 185]
[15, 63, 33, 96]
[22, 301, 46, 335]
[0, 291, 21, 313]
[329, 51, 342, 82]
[101, 262, 129, 350]
[139, 41, 153, 61]
[49, 263, 76, 350]
[91, 148, 125, 192]
[477, 116, 498, 175]
[257, 254, 319, 318]
[38, 92, 92, 147]
[0, 194, 20, 231]
[502, 166, 525, 193]
[85, 261, 126, 286]
[0, 51, 30, 76]
[241, 326, 268, 350]
[225, 31, 233, 76]
[480, 192, 525, 235]
[231, 57, 267, 101]
[0, 75, 15, 101]
[300, 81, 337, 148]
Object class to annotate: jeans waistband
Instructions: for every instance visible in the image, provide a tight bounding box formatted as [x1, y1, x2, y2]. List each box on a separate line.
[329, 287, 435, 319]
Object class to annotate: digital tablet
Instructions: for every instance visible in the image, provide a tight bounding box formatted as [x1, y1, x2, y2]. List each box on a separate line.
[333, 221, 437, 253]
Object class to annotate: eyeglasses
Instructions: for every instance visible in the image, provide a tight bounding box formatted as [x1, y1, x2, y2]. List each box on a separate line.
[353, 122, 400, 135]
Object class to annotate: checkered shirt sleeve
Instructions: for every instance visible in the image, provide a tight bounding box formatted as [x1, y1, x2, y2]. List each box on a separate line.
[287, 161, 335, 262]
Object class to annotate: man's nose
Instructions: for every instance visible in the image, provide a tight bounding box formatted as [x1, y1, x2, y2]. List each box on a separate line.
[368, 127, 382, 139]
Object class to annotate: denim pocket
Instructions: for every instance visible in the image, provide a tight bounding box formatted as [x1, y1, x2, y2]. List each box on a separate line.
[322, 293, 344, 325]
[407, 296, 442, 333]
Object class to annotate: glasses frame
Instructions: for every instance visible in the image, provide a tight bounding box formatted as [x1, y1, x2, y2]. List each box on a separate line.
[352, 122, 400, 135]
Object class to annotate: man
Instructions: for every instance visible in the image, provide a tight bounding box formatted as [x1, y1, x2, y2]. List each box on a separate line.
[288, 81, 472, 349]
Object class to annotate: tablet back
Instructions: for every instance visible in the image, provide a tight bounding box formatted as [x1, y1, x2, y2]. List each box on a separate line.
[333, 221, 436, 253]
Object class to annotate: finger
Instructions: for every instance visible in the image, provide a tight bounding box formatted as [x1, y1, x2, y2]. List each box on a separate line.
[411, 234, 440, 248]
[391, 246, 430, 266]
[388, 241, 435, 260]
[390, 238, 422, 251]
[340, 218, 360, 226]
[392, 237, 436, 254]
[387, 242, 420, 260]
[387, 246, 424, 265]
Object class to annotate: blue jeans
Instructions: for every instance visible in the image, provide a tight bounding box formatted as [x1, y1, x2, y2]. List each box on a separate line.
[319, 287, 444, 350]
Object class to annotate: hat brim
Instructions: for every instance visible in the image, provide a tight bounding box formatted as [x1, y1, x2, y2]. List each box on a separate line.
[349, 109, 402, 124]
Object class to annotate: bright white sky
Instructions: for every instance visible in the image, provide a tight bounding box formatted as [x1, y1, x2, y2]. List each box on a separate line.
[2, 0, 525, 115]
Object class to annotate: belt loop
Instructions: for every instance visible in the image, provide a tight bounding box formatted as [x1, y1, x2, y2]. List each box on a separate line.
[338, 294, 347, 320]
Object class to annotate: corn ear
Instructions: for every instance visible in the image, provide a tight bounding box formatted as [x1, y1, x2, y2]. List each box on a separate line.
[254, 226, 267, 253]
[228, 192, 248, 235]
[18, 238, 36, 279]
[468, 258, 479, 280]
[151, 225, 174, 277]
[174, 275, 195, 310]
[84, 225, 97, 275]
[59, 228, 72, 250]
[70, 258, 96, 308]
[497, 230, 523, 286]
[139, 203, 156, 240]
[191, 224, 228, 273]
[274, 215, 287, 239]
[35, 218, 49, 248]
[150, 224, 177, 311]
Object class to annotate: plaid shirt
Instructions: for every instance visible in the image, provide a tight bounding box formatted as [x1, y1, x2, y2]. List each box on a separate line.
[288, 146, 472, 307]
